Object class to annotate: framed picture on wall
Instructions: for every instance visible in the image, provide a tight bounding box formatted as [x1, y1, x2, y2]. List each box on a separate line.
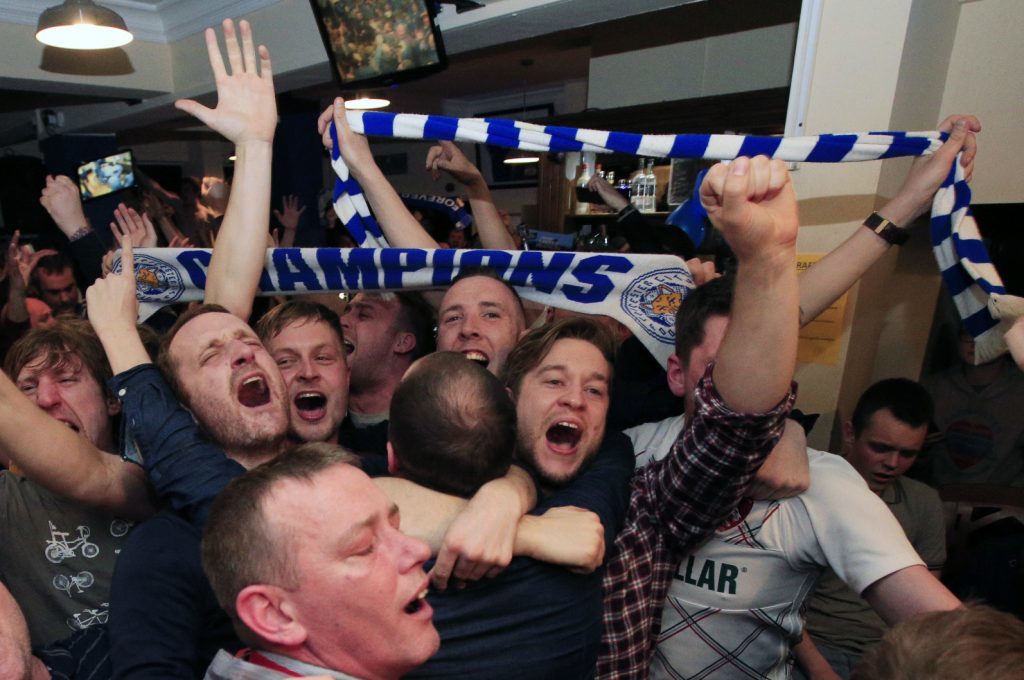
[475, 104, 553, 188]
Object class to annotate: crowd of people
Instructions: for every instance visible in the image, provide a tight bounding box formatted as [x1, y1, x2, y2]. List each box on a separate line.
[0, 17, 1022, 680]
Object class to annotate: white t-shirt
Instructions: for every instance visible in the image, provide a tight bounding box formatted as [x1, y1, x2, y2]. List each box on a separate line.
[625, 413, 686, 468]
[626, 417, 923, 680]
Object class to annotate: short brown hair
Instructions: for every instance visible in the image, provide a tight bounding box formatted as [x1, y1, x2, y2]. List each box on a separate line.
[201, 443, 358, 626]
[852, 604, 1024, 680]
[389, 352, 514, 497]
[393, 292, 436, 360]
[4, 319, 112, 394]
[254, 300, 344, 349]
[501, 317, 616, 397]
[155, 303, 232, 404]
[674, 274, 734, 362]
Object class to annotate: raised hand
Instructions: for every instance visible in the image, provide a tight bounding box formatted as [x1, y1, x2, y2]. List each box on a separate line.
[110, 203, 158, 248]
[168, 234, 194, 249]
[699, 156, 798, 263]
[272, 194, 307, 231]
[86, 236, 138, 336]
[426, 141, 485, 187]
[5, 232, 28, 293]
[318, 97, 377, 179]
[884, 115, 981, 226]
[39, 175, 89, 238]
[174, 19, 276, 146]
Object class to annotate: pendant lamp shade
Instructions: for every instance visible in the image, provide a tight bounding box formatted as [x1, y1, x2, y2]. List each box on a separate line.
[37, 0, 134, 50]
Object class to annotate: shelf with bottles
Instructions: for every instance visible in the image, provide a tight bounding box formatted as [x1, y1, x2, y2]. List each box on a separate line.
[567, 154, 676, 217]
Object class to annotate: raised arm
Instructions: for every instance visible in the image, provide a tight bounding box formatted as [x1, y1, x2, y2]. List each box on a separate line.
[88, 239, 245, 527]
[426, 141, 515, 249]
[0, 363, 153, 519]
[798, 115, 980, 325]
[272, 194, 305, 248]
[704, 155, 798, 411]
[637, 156, 800, 549]
[39, 175, 105, 288]
[320, 98, 440, 249]
[2, 233, 29, 326]
[178, 19, 277, 320]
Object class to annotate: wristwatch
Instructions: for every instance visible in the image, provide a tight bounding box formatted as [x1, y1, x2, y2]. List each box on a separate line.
[863, 212, 909, 246]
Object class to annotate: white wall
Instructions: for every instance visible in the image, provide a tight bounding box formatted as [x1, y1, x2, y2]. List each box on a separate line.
[939, 0, 1024, 204]
[587, 23, 797, 109]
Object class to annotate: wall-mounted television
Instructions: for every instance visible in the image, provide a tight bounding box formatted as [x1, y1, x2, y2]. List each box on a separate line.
[309, 0, 448, 89]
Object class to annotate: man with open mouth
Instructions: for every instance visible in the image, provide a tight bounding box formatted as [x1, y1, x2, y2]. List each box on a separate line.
[436, 268, 527, 377]
[255, 300, 350, 447]
[337, 291, 434, 460]
[0, 321, 138, 651]
[202, 444, 440, 680]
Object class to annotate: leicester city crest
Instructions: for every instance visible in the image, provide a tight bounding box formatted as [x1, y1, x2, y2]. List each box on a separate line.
[114, 253, 185, 304]
[620, 267, 695, 345]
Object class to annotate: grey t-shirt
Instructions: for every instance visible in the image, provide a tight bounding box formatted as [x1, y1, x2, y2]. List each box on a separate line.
[0, 472, 132, 646]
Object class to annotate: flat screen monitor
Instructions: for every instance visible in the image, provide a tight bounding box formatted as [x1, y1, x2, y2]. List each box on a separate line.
[76, 150, 135, 201]
[309, 0, 448, 89]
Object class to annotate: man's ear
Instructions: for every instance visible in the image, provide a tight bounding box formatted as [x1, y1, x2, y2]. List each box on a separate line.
[666, 354, 687, 398]
[106, 396, 122, 417]
[386, 441, 399, 475]
[393, 331, 416, 356]
[235, 584, 307, 648]
[842, 419, 855, 449]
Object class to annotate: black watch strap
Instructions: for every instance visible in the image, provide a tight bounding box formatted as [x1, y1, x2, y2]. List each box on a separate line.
[863, 212, 909, 246]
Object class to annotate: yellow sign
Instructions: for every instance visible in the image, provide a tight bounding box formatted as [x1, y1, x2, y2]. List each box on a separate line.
[797, 253, 848, 365]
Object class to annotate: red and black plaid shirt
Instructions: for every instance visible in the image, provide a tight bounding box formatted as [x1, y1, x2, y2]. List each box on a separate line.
[598, 367, 796, 678]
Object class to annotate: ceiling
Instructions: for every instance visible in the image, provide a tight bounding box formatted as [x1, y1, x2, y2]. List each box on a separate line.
[0, 0, 799, 147]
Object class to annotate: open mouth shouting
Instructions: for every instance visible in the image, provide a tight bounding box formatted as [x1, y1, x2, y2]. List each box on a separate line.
[546, 420, 582, 454]
[236, 373, 272, 408]
[461, 350, 490, 368]
[403, 583, 431, 617]
[294, 391, 328, 422]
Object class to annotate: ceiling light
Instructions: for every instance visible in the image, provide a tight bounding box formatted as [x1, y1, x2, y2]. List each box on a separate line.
[36, 0, 133, 50]
[503, 152, 539, 165]
[345, 97, 390, 110]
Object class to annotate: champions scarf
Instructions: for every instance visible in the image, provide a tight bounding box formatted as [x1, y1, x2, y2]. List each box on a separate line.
[128, 247, 690, 365]
[323, 111, 1018, 364]
[123, 115, 1018, 366]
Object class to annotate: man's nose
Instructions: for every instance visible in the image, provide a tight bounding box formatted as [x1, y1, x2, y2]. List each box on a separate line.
[296, 357, 319, 380]
[558, 384, 584, 409]
[34, 378, 62, 409]
[231, 343, 257, 368]
[459, 316, 481, 338]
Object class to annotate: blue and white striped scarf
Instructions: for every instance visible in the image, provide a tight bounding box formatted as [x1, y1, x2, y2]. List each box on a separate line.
[328, 111, 1020, 363]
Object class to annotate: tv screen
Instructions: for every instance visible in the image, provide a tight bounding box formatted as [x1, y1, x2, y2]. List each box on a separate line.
[309, 0, 447, 89]
[76, 150, 135, 201]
